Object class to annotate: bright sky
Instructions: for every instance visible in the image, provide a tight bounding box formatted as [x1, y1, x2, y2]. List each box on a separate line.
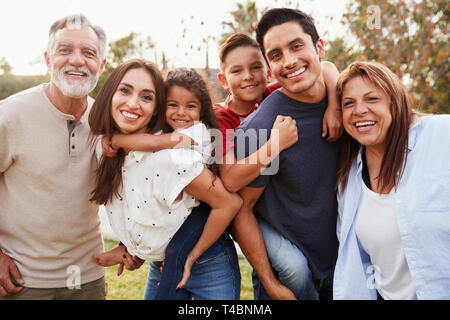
[2, 0, 348, 75]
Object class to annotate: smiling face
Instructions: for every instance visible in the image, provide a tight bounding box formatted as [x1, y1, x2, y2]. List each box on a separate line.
[219, 45, 270, 106]
[341, 76, 393, 154]
[263, 21, 324, 102]
[111, 68, 157, 134]
[46, 26, 104, 98]
[165, 85, 201, 130]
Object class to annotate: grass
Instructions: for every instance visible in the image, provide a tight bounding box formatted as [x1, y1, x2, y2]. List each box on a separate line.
[103, 239, 254, 300]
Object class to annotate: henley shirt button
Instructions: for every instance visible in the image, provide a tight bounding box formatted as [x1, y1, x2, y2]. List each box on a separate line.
[72, 133, 75, 137]
[72, 145, 75, 149]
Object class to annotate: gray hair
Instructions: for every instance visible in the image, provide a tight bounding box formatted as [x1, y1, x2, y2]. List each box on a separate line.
[47, 13, 107, 61]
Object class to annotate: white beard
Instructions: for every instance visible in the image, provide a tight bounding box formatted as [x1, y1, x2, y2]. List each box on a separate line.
[50, 64, 99, 98]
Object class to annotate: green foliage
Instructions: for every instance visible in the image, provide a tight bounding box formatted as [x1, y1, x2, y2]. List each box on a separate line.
[325, 0, 449, 114]
[0, 73, 49, 100]
[219, 0, 262, 44]
[90, 32, 156, 99]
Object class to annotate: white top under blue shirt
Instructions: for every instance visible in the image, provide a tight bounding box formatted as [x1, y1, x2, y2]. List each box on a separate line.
[333, 115, 450, 300]
[98, 122, 212, 261]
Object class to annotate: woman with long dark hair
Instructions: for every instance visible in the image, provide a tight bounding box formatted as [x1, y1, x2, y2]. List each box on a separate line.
[89, 60, 242, 298]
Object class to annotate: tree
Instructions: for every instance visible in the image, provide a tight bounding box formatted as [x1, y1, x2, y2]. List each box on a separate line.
[325, 0, 449, 114]
[0, 74, 48, 100]
[219, 0, 261, 44]
[0, 57, 12, 75]
[218, 0, 308, 45]
[90, 32, 156, 98]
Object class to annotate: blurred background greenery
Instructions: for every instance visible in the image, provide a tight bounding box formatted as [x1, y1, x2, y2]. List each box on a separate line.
[103, 239, 254, 300]
[1, 0, 448, 113]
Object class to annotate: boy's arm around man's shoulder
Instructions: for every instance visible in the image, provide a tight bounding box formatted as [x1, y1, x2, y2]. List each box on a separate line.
[321, 61, 343, 142]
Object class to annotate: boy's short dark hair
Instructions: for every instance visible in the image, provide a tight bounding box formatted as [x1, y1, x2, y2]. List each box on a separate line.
[219, 33, 260, 69]
[256, 8, 320, 56]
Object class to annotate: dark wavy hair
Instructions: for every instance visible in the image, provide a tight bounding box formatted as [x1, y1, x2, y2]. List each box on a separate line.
[88, 59, 166, 204]
[163, 68, 219, 176]
[256, 8, 319, 58]
[163, 68, 218, 132]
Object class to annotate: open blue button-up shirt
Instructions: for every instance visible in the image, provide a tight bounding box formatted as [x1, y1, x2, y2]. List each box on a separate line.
[333, 115, 450, 300]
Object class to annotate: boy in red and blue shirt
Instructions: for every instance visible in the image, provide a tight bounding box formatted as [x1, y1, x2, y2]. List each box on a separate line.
[214, 33, 342, 195]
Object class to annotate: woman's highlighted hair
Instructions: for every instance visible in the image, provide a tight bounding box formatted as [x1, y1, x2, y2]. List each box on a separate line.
[336, 61, 414, 193]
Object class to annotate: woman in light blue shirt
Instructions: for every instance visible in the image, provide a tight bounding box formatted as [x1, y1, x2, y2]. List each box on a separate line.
[333, 61, 450, 300]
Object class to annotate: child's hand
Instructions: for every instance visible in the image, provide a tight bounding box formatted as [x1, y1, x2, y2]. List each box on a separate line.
[102, 135, 119, 158]
[322, 106, 343, 142]
[271, 115, 298, 152]
[176, 253, 196, 290]
[170, 132, 197, 149]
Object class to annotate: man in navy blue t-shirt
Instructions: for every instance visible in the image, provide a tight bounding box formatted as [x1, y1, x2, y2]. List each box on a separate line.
[232, 8, 340, 300]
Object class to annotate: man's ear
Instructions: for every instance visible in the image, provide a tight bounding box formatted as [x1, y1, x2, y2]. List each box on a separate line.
[99, 59, 106, 74]
[266, 68, 271, 83]
[44, 51, 50, 69]
[316, 39, 325, 60]
[218, 73, 230, 91]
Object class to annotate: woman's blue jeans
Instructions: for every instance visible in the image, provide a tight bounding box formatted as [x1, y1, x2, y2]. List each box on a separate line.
[143, 202, 241, 300]
[252, 218, 333, 300]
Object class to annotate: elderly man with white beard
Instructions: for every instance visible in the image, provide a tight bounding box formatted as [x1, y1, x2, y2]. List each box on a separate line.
[0, 14, 109, 299]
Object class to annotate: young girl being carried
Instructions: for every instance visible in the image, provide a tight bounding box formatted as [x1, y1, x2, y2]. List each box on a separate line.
[89, 60, 242, 292]
[100, 66, 299, 299]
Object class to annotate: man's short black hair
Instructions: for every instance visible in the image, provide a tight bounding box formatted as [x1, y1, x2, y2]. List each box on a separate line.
[256, 8, 320, 56]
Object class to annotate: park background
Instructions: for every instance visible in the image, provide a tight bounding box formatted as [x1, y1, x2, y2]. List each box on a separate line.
[0, 0, 448, 299]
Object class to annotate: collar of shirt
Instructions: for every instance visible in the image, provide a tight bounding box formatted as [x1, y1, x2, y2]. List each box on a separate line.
[223, 93, 261, 118]
[336, 114, 450, 299]
[124, 150, 147, 167]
